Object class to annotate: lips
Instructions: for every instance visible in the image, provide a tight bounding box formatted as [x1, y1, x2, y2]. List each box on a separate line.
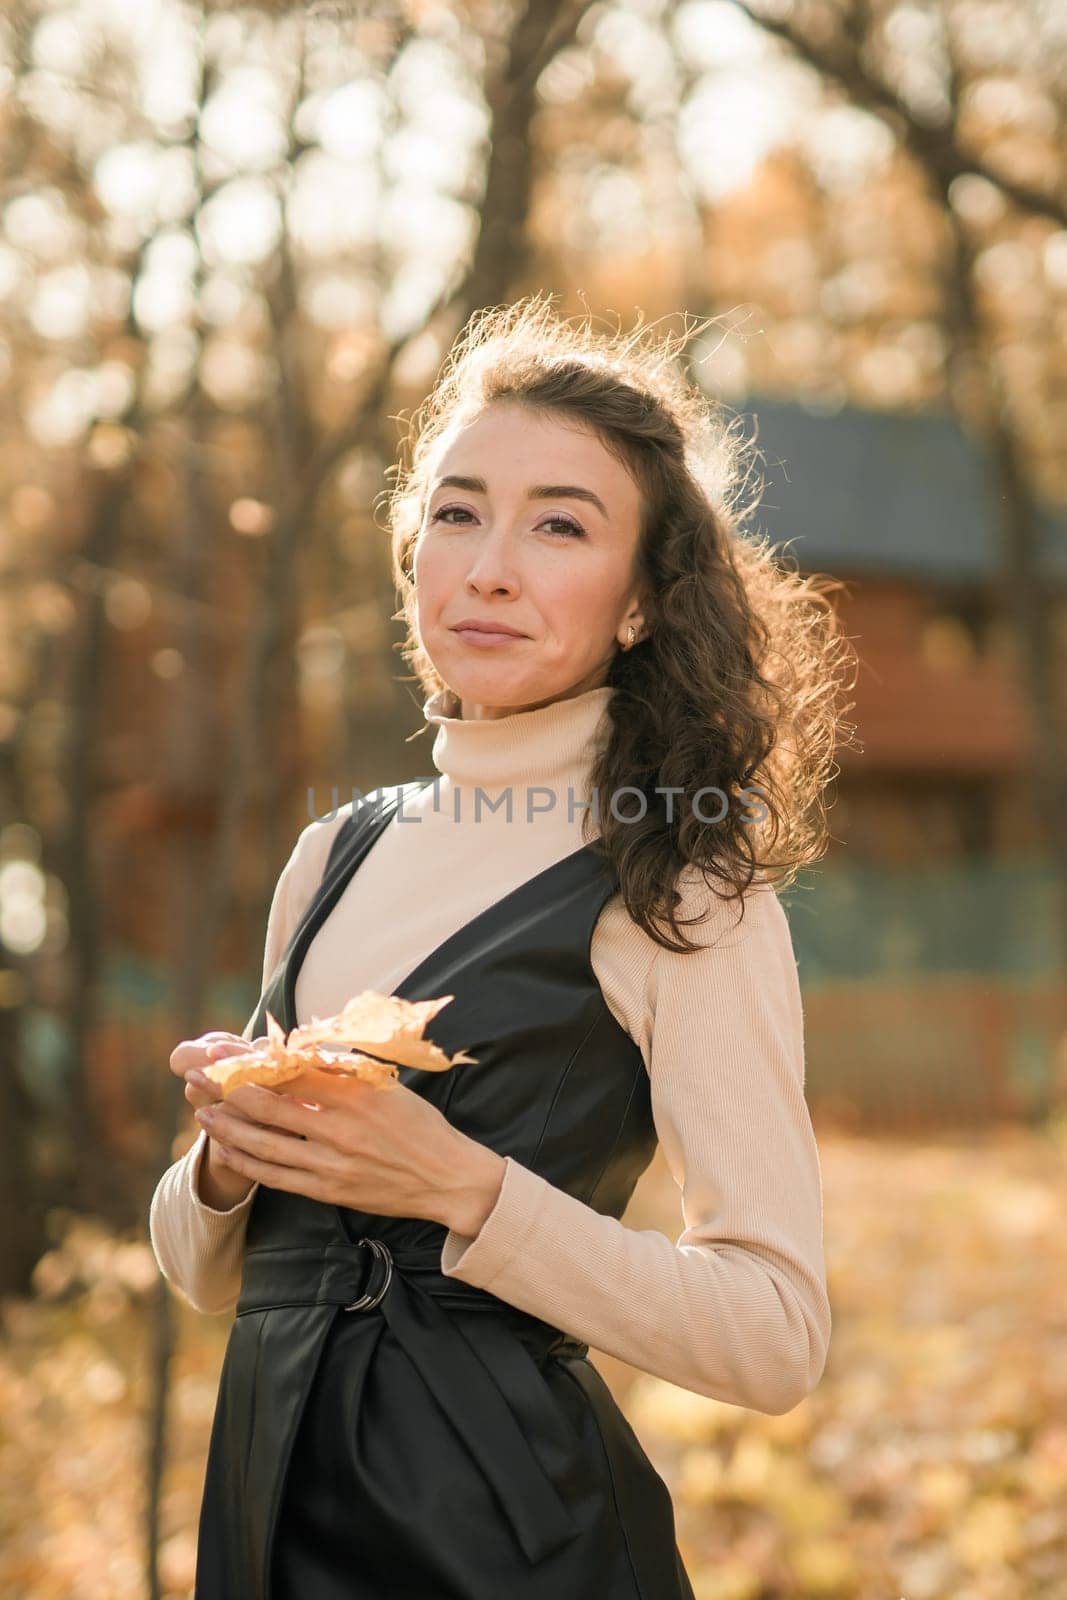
[450, 621, 527, 638]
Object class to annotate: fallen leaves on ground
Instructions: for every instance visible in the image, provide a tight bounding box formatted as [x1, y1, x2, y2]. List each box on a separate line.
[2, 1116, 1066, 1598]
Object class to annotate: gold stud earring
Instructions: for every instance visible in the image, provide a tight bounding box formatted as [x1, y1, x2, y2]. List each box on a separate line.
[626, 625, 636, 649]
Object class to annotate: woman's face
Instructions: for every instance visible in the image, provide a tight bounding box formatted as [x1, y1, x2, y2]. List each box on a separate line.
[412, 402, 647, 720]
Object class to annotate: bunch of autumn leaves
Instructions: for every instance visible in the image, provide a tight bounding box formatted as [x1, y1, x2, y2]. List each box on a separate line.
[203, 992, 477, 1098]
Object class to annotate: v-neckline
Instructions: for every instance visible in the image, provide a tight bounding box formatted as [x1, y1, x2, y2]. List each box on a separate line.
[280, 789, 608, 1032]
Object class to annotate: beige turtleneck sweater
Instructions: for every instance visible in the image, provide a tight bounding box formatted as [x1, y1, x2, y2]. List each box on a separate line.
[149, 685, 830, 1413]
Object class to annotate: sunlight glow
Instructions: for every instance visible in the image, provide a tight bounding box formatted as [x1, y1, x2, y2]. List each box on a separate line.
[93, 143, 166, 219]
[29, 264, 92, 340]
[288, 153, 381, 253]
[679, 69, 813, 201]
[316, 78, 387, 161]
[4, 190, 81, 258]
[198, 178, 283, 267]
[0, 859, 48, 957]
[201, 68, 290, 171]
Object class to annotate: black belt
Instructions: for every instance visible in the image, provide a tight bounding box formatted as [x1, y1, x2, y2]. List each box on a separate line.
[236, 1236, 589, 1566]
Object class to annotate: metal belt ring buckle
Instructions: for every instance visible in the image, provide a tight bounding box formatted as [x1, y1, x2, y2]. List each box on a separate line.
[343, 1237, 394, 1312]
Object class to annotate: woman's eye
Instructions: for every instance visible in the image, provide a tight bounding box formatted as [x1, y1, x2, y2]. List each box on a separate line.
[430, 506, 585, 538]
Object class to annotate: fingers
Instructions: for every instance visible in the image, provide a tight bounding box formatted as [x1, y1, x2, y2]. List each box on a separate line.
[183, 1075, 318, 1135]
[184, 1075, 211, 1108]
[173, 1033, 310, 1130]
[169, 1031, 250, 1081]
[191, 1039, 281, 1105]
[205, 1039, 257, 1061]
[173, 1034, 262, 1110]
[225, 1082, 319, 1137]
[184, 1075, 258, 1119]
[196, 1102, 313, 1159]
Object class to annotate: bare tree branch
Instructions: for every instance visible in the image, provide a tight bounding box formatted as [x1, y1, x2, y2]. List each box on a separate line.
[727, 0, 1067, 228]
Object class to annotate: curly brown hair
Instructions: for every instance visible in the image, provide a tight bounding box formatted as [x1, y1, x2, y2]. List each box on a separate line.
[383, 294, 858, 953]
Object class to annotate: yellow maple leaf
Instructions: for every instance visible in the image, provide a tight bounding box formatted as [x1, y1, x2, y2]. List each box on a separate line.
[202, 991, 477, 1098]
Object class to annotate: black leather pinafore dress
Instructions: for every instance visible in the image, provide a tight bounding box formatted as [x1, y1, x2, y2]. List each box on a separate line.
[194, 785, 696, 1600]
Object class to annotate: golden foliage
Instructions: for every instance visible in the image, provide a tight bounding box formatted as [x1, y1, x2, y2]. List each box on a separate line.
[3, 1125, 1067, 1596]
[202, 991, 477, 1096]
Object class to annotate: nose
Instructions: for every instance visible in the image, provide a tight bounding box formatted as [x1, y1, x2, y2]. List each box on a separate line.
[464, 528, 520, 597]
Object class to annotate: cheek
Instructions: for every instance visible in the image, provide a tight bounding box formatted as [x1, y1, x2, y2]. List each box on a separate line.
[540, 572, 615, 636]
[413, 540, 452, 624]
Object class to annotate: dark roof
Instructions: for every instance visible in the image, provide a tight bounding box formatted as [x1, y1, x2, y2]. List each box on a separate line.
[730, 393, 1067, 583]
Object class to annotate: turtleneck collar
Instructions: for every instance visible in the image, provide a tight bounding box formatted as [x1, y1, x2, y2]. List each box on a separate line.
[422, 684, 615, 795]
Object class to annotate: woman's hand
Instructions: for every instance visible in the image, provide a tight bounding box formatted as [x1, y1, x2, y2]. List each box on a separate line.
[170, 1032, 269, 1209]
[170, 1030, 269, 1114]
[192, 1067, 507, 1237]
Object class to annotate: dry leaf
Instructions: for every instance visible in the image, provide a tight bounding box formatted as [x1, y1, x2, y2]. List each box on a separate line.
[202, 990, 478, 1099]
[290, 991, 477, 1072]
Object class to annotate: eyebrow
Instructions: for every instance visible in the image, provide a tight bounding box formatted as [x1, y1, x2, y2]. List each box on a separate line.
[431, 474, 609, 521]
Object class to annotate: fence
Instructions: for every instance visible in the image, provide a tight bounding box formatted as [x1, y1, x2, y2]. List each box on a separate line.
[782, 856, 1065, 1128]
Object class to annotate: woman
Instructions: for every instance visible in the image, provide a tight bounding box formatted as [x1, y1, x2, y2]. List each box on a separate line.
[150, 296, 851, 1599]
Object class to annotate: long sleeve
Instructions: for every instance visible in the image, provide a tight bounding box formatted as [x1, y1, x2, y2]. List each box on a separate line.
[147, 812, 345, 1315]
[439, 879, 831, 1414]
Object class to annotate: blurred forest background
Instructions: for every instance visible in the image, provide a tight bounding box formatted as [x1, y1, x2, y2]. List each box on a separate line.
[1, 0, 1066, 1596]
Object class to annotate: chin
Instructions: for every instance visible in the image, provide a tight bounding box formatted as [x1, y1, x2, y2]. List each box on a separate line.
[445, 664, 546, 708]
[451, 670, 530, 701]
[441, 634, 574, 698]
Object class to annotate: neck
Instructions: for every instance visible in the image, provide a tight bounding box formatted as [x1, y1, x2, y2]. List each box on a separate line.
[422, 682, 615, 800]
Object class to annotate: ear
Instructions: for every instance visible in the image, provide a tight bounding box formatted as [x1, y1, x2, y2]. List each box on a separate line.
[627, 575, 650, 636]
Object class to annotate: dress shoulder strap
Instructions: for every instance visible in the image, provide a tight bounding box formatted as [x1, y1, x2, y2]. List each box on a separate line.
[321, 781, 430, 881]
